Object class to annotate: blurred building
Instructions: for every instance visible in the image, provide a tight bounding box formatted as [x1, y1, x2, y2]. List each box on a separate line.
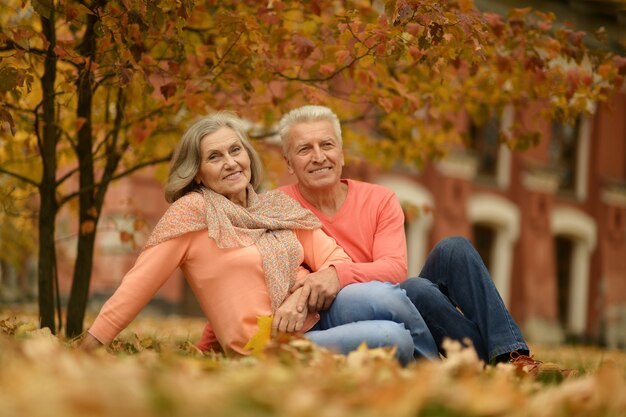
[368, 92, 626, 347]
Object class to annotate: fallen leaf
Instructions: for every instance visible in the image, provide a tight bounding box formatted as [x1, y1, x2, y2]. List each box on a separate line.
[243, 315, 273, 357]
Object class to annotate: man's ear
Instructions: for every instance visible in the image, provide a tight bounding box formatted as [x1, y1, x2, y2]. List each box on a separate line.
[284, 154, 294, 174]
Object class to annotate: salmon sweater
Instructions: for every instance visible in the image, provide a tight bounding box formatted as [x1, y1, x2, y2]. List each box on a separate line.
[88, 227, 350, 356]
[279, 179, 408, 287]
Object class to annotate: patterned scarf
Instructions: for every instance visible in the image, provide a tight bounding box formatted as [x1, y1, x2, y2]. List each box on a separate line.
[145, 185, 321, 311]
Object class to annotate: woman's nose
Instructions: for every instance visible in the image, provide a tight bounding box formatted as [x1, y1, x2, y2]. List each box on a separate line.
[223, 154, 237, 168]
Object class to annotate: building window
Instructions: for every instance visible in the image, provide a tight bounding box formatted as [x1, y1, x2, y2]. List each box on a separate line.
[550, 118, 581, 193]
[468, 193, 519, 306]
[400, 200, 434, 277]
[554, 235, 574, 332]
[551, 206, 596, 339]
[472, 223, 496, 273]
[376, 176, 434, 277]
[468, 116, 501, 180]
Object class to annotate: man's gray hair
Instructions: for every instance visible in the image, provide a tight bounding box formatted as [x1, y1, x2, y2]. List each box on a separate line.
[277, 105, 343, 153]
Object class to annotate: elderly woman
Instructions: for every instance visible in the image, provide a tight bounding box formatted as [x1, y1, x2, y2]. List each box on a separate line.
[80, 112, 426, 364]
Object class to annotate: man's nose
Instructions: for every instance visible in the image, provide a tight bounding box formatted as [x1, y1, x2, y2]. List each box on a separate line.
[312, 146, 326, 162]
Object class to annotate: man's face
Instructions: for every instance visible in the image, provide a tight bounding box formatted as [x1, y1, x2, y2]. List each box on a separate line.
[284, 119, 345, 192]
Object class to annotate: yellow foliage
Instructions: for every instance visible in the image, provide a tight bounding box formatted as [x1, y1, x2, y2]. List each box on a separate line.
[1, 310, 626, 417]
[242, 315, 273, 357]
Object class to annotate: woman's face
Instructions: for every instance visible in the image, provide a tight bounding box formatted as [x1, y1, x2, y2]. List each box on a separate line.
[195, 126, 252, 206]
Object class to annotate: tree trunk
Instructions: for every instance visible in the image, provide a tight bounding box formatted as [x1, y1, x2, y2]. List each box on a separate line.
[37, 12, 58, 333]
[65, 62, 96, 337]
[65, 8, 102, 337]
[66, 225, 96, 337]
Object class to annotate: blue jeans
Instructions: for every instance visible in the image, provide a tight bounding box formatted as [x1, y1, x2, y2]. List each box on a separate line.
[305, 281, 439, 365]
[400, 236, 528, 362]
[305, 321, 414, 365]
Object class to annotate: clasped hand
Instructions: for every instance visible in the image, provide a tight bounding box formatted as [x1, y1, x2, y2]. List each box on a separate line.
[271, 267, 340, 337]
[272, 286, 308, 337]
[292, 266, 340, 313]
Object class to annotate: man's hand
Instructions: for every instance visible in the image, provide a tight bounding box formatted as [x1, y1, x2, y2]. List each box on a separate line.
[272, 288, 308, 337]
[292, 266, 340, 313]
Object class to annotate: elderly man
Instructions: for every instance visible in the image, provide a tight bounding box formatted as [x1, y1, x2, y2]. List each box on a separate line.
[275, 105, 542, 369]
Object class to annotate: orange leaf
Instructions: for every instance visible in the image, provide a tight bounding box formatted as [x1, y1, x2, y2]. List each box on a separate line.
[378, 96, 394, 113]
[75, 117, 87, 132]
[132, 123, 150, 143]
[334, 49, 351, 64]
[64, 3, 79, 21]
[319, 63, 336, 76]
[458, 0, 474, 12]
[292, 35, 315, 59]
[53, 45, 68, 58]
[119, 230, 133, 243]
[133, 218, 147, 231]
[160, 82, 177, 100]
[302, 85, 325, 104]
[80, 220, 95, 235]
[0, 108, 16, 136]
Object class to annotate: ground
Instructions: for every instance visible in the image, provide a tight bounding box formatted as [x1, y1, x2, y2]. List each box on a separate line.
[1, 306, 625, 417]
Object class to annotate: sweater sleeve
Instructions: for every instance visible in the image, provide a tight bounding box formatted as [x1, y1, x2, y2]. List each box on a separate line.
[88, 235, 190, 344]
[196, 323, 221, 352]
[333, 193, 408, 287]
[296, 228, 352, 272]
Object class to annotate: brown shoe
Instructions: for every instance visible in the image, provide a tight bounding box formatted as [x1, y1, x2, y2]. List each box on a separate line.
[508, 352, 577, 382]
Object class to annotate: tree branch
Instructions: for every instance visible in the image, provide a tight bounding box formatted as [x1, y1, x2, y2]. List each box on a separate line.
[110, 154, 172, 182]
[0, 39, 46, 56]
[56, 154, 172, 208]
[2, 103, 37, 115]
[210, 31, 244, 82]
[55, 165, 79, 188]
[95, 87, 126, 206]
[0, 167, 39, 187]
[273, 43, 376, 83]
[58, 125, 78, 151]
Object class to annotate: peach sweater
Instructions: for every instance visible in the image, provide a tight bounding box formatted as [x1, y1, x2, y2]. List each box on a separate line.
[88, 227, 350, 356]
[279, 179, 408, 286]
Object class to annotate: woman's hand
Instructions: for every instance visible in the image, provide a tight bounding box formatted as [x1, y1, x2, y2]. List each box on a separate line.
[272, 288, 308, 337]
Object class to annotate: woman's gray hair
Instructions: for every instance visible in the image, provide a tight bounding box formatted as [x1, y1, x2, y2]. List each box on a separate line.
[165, 112, 264, 203]
[277, 105, 343, 153]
